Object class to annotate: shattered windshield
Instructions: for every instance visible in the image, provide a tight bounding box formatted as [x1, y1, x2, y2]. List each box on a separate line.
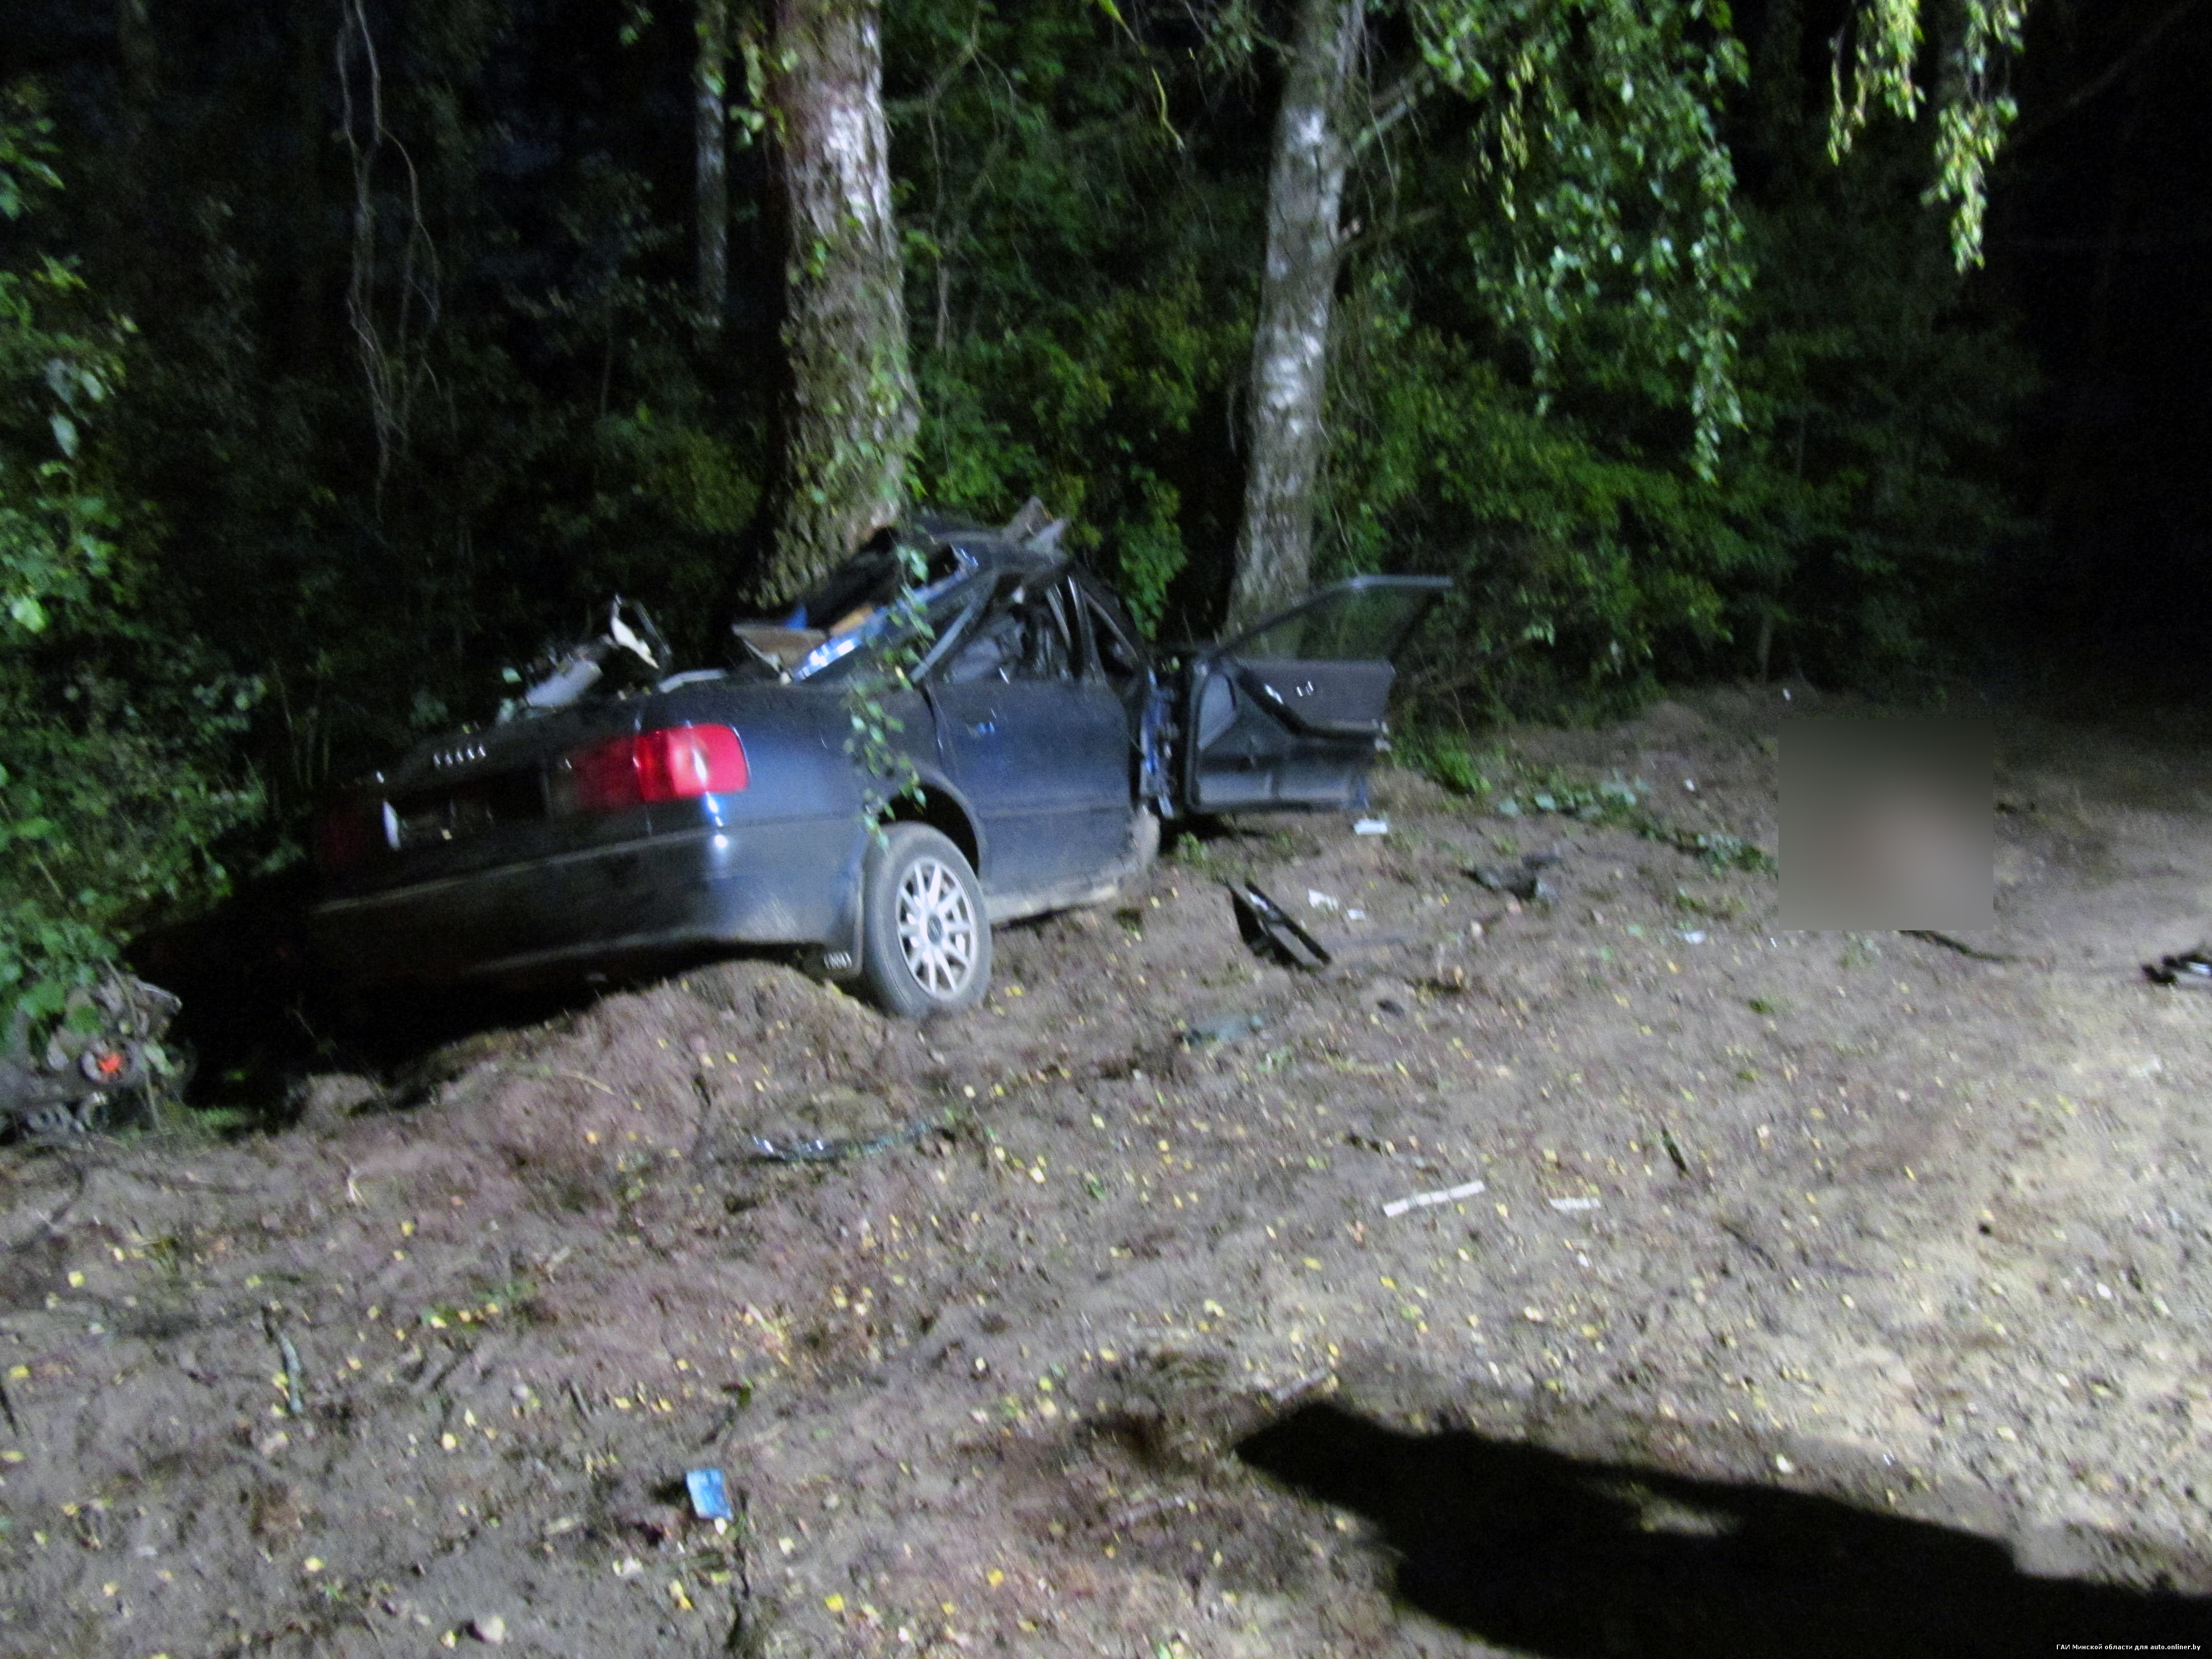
[783, 543, 975, 682]
[727, 540, 976, 682]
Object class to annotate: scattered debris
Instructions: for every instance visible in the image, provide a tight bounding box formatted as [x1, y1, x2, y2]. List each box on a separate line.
[1471, 850, 1562, 903]
[264, 1310, 306, 1418]
[745, 1118, 940, 1163]
[2, 972, 182, 1139]
[1360, 981, 1416, 1017]
[1381, 1178, 1486, 1218]
[470, 1612, 508, 1645]
[1353, 817, 1389, 836]
[1908, 929, 2026, 964]
[1677, 929, 1707, 944]
[1228, 882, 1332, 971]
[1548, 1196, 1601, 1213]
[2145, 944, 2212, 987]
[1183, 1012, 1266, 1047]
[505, 597, 669, 719]
[1306, 889, 1341, 911]
[686, 1467, 734, 1523]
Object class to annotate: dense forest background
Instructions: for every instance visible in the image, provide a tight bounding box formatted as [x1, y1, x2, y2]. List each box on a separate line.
[0, 0, 2202, 1015]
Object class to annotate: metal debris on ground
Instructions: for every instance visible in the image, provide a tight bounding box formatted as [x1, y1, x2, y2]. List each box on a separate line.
[1471, 850, 1563, 903]
[745, 1118, 939, 1163]
[1381, 1178, 1486, 1218]
[2144, 945, 2212, 987]
[686, 1467, 734, 1523]
[2, 972, 183, 1139]
[1228, 882, 1332, 971]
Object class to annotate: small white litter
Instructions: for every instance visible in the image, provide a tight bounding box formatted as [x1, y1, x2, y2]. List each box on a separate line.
[1382, 1178, 1486, 1218]
[1306, 889, 1341, 911]
[1346, 908, 1366, 921]
[1677, 929, 1706, 944]
[1548, 1196, 1601, 1213]
[1683, 779, 1698, 793]
[1353, 817, 1390, 836]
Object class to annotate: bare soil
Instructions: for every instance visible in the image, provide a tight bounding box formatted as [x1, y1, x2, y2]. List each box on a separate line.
[7, 683, 2212, 1657]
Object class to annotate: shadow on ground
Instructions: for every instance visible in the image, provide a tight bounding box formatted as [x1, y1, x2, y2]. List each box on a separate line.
[126, 868, 753, 1118]
[1238, 1401, 2212, 1658]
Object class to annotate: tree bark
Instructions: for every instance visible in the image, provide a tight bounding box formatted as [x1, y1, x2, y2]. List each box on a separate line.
[1226, 0, 1363, 631]
[694, 0, 730, 329]
[760, 0, 918, 602]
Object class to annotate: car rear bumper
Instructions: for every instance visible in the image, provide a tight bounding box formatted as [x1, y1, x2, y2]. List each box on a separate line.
[309, 820, 859, 989]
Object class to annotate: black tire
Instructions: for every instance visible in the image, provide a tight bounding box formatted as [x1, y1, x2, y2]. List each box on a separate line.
[859, 824, 991, 1018]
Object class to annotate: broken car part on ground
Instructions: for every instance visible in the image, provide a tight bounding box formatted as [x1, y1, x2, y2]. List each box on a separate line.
[1, 973, 181, 1140]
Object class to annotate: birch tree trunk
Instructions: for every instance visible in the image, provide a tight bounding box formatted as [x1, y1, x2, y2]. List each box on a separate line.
[1226, 0, 1363, 631]
[694, 0, 729, 329]
[760, 0, 919, 601]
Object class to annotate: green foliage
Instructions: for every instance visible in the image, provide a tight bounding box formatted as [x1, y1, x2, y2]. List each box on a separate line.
[0, 89, 262, 1024]
[888, 0, 1251, 628]
[839, 536, 936, 835]
[1827, 0, 2027, 267]
[1318, 264, 1762, 717]
[1416, 0, 1754, 477]
[1316, 4, 2031, 715]
[1401, 737, 1775, 871]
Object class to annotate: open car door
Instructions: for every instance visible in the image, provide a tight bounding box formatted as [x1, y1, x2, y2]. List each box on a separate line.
[1178, 576, 1450, 813]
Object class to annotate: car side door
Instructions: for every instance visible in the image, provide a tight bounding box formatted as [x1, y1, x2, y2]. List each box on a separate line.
[1179, 576, 1450, 813]
[927, 573, 1134, 897]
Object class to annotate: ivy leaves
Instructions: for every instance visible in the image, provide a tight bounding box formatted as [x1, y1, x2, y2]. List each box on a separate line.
[1415, 0, 1753, 479]
[1826, 0, 2029, 269]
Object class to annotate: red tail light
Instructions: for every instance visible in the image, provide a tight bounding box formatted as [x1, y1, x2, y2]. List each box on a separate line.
[566, 725, 749, 813]
[314, 798, 382, 873]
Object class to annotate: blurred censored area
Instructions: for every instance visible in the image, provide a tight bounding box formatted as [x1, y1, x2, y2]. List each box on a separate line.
[1780, 717, 1992, 931]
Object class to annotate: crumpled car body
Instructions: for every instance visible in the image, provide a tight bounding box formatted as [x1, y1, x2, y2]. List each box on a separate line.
[2, 975, 182, 1138]
[308, 516, 1445, 1015]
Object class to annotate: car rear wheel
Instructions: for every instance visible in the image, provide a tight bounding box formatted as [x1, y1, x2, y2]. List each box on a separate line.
[860, 824, 991, 1018]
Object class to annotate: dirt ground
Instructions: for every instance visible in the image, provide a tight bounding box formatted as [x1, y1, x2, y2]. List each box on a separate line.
[8, 683, 2212, 1657]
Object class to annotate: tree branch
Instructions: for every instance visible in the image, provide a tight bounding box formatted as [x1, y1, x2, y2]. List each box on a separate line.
[2007, 0, 2210, 152]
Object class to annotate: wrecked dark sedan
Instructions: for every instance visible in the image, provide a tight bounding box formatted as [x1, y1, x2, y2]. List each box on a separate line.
[309, 515, 1446, 1016]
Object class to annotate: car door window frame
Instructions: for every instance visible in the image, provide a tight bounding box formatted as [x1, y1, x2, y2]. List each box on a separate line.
[1219, 574, 1452, 665]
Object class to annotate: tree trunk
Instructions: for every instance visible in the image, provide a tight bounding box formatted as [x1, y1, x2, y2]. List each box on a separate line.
[694, 0, 730, 329]
[760, 0, 918, 602]
[1226, 0, 1363, 631]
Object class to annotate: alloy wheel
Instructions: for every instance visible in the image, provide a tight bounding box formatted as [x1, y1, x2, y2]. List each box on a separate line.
[895, 855, 979, 999]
